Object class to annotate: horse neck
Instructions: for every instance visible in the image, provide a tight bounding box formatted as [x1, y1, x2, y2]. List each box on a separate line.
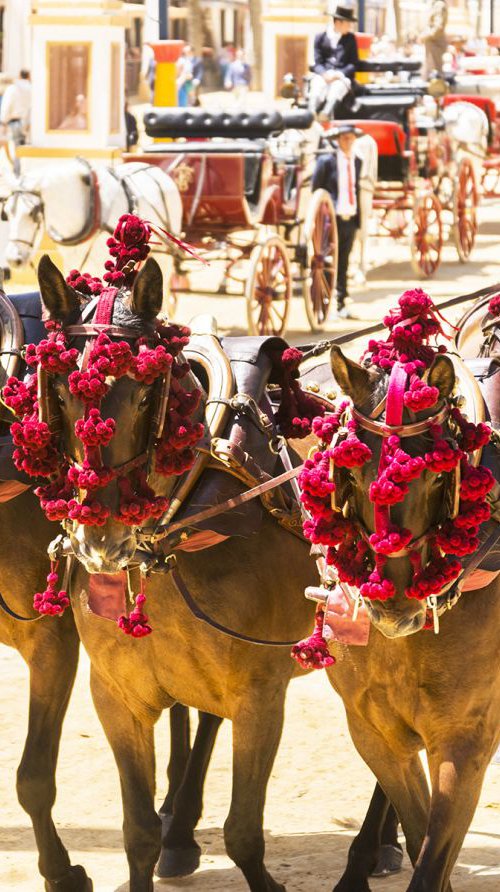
[96, 166, 130, 232]
[41, 165, 90, 240]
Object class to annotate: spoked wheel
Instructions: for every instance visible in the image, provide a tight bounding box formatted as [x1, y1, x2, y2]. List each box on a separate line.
[301, 188, 337, 332]
[410, 191, 443, 278]
[453, 158, 478, 263]
[245, 235, 291, 336]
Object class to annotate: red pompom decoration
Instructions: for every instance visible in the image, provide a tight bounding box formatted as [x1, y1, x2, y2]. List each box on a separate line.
[291, 608, 335, 670]
[33, 565, 70, 616]
[117, 592, 152, 638]
[460, 464, 495, 501]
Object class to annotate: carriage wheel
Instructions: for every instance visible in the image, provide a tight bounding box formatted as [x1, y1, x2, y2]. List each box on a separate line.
[453, 158, 478, 263]
[245, 235, 291, 336]
[302, 188, 337, 332]
[410, 192, 443, 279]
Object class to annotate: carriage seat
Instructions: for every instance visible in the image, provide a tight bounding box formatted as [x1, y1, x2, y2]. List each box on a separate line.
[341, 119, 408, 182]
[349, 94, 417, 134]
[145, 108, 286, 140]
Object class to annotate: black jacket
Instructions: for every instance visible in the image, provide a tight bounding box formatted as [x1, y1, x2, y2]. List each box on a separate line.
[313, 31, 359, 82]
[312, 151, 362, 228]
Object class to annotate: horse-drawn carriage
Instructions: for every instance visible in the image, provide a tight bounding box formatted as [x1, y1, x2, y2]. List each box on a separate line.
[127, 108, 337, 336]
[443, 92, 500, 198]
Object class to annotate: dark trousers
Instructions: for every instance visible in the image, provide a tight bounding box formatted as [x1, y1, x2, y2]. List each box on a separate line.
[336, 217, 358, 307]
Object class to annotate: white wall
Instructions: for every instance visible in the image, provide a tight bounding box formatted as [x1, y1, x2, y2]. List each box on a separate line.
[3, 0, 32, 77]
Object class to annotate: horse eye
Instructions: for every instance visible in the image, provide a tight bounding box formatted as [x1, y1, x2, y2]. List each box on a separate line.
[139, 393, 150, 408]
[56, 392, 65, 406]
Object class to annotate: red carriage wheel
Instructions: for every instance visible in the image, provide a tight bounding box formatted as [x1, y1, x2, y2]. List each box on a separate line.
[302, 188, 338, 332]
[410, 192, 443, 278]
[453, 158, 478, 263]
[245, 235, 291, 336]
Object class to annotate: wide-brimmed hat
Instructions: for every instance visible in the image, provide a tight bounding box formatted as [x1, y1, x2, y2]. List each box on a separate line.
[325, 123, 363, 140]
[332, 5, 358, 22]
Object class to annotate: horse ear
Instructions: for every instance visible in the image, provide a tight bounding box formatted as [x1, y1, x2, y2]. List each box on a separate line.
[330, 344, 374, 405]
[37, 254, 81, 321]
[427, 355, 455, 400]
[130, 257, 163, 320]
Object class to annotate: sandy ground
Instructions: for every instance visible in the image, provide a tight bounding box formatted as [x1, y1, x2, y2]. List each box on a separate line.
[1, 154, 500, 892]
[1, 647, 499, 892]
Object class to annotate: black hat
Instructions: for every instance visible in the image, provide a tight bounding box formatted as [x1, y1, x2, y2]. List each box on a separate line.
[325, 123, 363, 140]
[332, 5, 358, 22]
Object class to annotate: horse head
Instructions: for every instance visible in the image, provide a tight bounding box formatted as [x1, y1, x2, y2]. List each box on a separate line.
[329, 344, 459, 638]
[37, 254, 202, 575]
[4, 177, 44, 267]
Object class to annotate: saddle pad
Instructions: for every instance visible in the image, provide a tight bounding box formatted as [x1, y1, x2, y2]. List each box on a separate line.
[0, 480, 30, 502]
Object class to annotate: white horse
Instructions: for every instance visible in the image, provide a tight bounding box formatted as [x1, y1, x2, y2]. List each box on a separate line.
[2, 159, 183, 298]
[442, 100, 489, 186]
[352, 132, 378, 284]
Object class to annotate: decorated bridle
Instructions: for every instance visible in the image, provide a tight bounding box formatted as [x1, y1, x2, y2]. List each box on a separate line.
[293, 288, 496, 670]
[2, 214, 205, 636]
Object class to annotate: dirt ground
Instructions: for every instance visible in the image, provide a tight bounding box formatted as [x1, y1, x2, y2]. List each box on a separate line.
[1, 645, 499, 892]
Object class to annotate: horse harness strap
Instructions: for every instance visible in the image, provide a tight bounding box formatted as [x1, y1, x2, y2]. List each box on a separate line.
[136, 462, 303, 545]
[163, 557, 299, 647]
[47, 161, 102, 246]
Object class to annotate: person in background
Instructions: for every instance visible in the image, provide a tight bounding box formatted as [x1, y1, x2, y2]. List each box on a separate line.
[422, 0, 448, 78]
[312, 124, 362, 319]
[0, 69, 31, 175]
[124, 102, 139, 151]
[224, 48, 252, 106]
[309, 5, 359, 121]
[176, 45, 196, 107]
[192, 48, 223, 96]
[219, 41, 236, 83]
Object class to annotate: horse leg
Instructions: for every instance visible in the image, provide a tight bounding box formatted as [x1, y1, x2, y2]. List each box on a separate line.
[159, 703, 191, 818]
[373, 800, 404, 877]
[224, 695, 286, 892]
[157, 711, 223, 878]
[90, 669, 161, 892]
[333, 717, 430, 892]
[16, 625, 92, 891]
[407, 736, 493, 892]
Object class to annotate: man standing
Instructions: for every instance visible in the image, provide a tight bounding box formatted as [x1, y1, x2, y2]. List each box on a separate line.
[422, 0, 448, 78]
[309, 6, 359, 120]
[312, 124, 362, 319]
[0, 69, 31, 175]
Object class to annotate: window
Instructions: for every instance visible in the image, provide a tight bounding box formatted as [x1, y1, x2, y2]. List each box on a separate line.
[47, 43, 91, 132]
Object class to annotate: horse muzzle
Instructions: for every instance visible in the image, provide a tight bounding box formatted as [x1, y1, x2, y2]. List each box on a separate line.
[69, 525, 137, 575]
[365, 601, 427, 639]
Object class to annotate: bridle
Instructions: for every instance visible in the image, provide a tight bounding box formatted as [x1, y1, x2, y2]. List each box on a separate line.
[40, 290, 172, 500]
[7, 188, 44, 250]
[327, 363, 462, 623]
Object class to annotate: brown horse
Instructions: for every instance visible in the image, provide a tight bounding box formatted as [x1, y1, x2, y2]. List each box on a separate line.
[0, 491, 94, 891]
[325, 296, 500, 891]
[35, 254, 322, 892]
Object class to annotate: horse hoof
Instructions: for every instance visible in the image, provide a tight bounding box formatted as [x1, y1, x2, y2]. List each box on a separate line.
[44, 864, 93, 891]
[333, 877, 370, 892]
[155, 845, 201, 878]
[371, 843, 404, 877]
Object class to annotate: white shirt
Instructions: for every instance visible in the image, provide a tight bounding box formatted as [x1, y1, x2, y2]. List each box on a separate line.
[335, 149, 357, 217]
[326, 24, 340, 50]
[0, 79, 31, 127]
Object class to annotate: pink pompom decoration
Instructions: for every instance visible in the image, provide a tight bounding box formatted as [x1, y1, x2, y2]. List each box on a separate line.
[453, 500, 491, 528]
[75, 409, 115, 447]
[360, 568, 396, 601]
[2, 375, 37, 417]
[117, 592, 152, 637]
[291, 608, 335, 670]
[406, 556, 461, 600]
[67, 498, 110, 526]
[436, 520, 479, 557]
[33, 565, 70, 616]
[69, 368, 108, 403]
[460, 464, 495, 501]
[403, 377, 439, 412]
[369, 474, 409, 506]
[425, 439, 462, 473]
[488, 294, 500, 317]
[332, 435, 372, 468]
[369, 525, 412, 555]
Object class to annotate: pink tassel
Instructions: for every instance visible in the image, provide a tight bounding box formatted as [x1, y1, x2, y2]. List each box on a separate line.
[33, 563, 70, 616]
[291, 608, 335, 670]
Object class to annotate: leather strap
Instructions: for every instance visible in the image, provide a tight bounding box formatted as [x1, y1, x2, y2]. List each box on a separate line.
[138, 463, 303, 544]
[0, 590, 41, 622]
[170, 564, 298, 647]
